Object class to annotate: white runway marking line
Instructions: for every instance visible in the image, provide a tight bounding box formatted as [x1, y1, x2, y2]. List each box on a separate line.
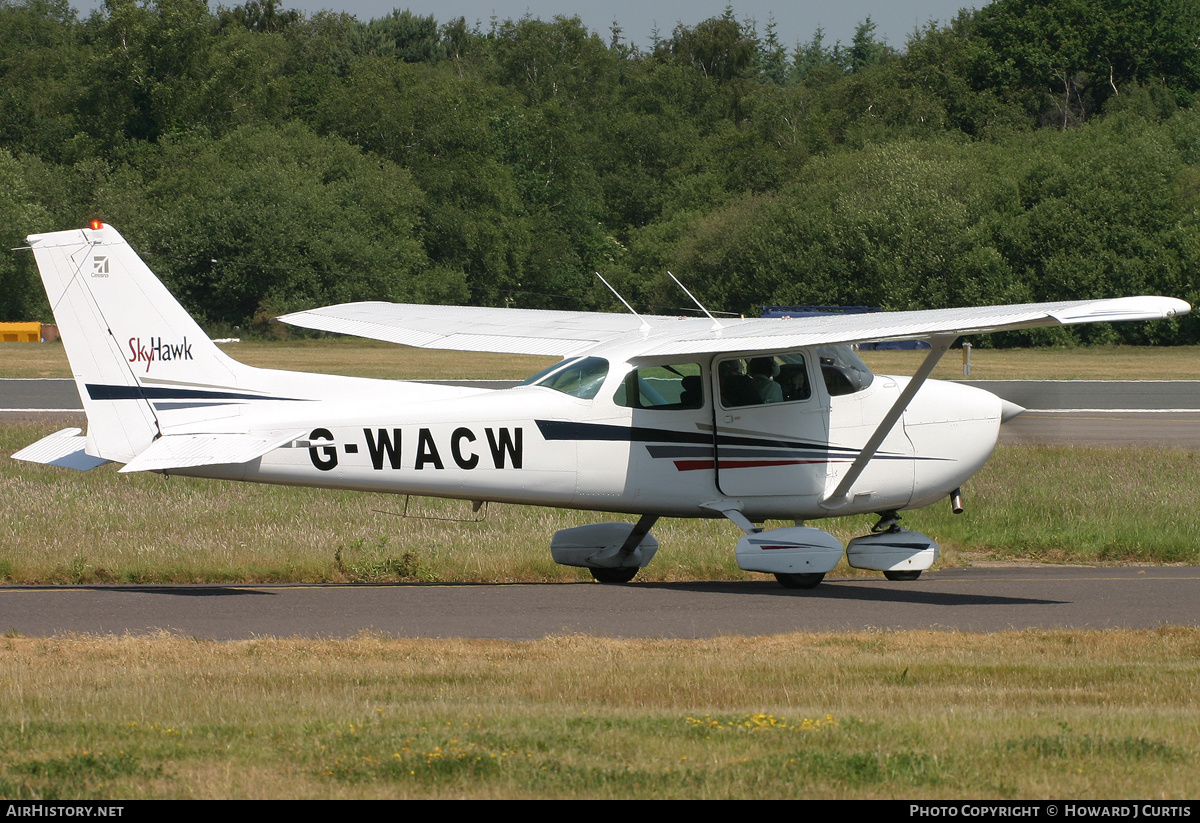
[1025, 409, 1200, 414]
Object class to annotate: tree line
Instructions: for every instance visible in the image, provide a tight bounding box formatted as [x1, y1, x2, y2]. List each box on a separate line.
[1, 0, 1198, 345]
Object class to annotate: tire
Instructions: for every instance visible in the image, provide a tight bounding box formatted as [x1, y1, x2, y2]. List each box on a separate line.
[774, 572, 825, 589]
[883, 570, 922, 581]
[590, 566, 639, 584]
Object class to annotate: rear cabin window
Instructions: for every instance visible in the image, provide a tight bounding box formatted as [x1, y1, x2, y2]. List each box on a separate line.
[718, 354, 811, 408]
[614, 363, 703, 410]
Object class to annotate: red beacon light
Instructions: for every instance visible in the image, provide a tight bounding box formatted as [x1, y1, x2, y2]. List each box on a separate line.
[89, 219, 103, 231]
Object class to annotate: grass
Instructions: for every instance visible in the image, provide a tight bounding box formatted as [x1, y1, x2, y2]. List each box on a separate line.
[4, 338, 1199, 381]
[2, 418, 1198, 583]
[0, 629, 1197, 799]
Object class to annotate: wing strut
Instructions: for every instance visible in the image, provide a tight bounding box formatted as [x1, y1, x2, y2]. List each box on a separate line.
[821, 334, 957, 509]
[618, 514, 660, 558]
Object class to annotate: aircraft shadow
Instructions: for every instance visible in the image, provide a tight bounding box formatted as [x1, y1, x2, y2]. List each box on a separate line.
[58, 580, 1067, 608]
[78, 585, 277, 597]
[635, 580, 1066, 607]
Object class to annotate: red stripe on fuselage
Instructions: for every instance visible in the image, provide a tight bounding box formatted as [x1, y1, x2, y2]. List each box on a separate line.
[672, 459, 852, 471]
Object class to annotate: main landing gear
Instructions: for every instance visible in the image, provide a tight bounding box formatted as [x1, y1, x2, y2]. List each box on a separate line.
[589, 566, 640, 584]
[733, 511, 940, 589]
[774, 572, 825, 589]
[550, 517, 659, 584]
[550, 510, 940, 590]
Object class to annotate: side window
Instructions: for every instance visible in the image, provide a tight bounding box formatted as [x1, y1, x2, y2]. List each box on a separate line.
[817, 345, 874, 397]
[614, 363, 703, 410]
[718, 354, 810, 407]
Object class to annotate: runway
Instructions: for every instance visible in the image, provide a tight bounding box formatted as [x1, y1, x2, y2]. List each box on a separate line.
[2, 567, 1197, 639]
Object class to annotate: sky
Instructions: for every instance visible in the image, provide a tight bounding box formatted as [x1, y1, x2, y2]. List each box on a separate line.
[69, 1, 991, 51]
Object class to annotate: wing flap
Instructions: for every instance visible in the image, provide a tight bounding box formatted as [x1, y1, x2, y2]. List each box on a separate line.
[119, 430, 307, 473]
[12, 428, 112, 471]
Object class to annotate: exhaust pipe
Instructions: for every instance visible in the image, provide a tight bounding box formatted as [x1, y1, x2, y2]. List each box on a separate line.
[950, 487, 964, 514]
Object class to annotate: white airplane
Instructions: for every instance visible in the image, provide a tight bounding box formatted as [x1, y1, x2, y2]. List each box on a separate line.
[14, 223, 1191, 588]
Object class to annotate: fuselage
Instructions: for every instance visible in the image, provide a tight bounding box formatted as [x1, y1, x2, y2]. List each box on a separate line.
[173, 345, 1006, 522]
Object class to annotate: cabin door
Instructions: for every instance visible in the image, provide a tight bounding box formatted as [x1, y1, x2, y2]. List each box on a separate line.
[710, 352, 832, 499]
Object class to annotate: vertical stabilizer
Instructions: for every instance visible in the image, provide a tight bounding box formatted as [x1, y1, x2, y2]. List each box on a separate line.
[26, 223, 248, 462]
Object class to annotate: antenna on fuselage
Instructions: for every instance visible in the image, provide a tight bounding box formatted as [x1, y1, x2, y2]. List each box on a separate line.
[596, 272, 651, 334]
[667, 271, 724, 330]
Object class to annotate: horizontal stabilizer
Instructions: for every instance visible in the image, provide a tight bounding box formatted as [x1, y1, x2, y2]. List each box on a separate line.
[119, 430, 306, 473]
[12, 428, 112, 471]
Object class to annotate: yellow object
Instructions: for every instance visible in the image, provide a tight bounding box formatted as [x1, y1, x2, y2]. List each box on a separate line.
[0, 322, 43, 343]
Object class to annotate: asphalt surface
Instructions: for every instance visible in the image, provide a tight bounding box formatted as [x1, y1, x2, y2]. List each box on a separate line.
[1, 568, 1197, 639]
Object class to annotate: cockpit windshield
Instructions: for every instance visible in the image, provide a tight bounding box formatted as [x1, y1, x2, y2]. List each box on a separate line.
[518, 356, 609, 399]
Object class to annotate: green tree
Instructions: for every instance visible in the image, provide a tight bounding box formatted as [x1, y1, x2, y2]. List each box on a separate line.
[216, 0, 300, 34]
[312, 57, 534, 304]
[355, 9, 444, 63]
[847, 17, 891, 73]
[969, 0, 1200, 127]
[661, 12, 755, 81]
[756, 17, 788, 84]
[82, 0, 217, 144]
[490, 15, 613, 105]
[0, 149, 51, 320]
[792, 27, 839, 85]
[0, 0, 86, 159]
[91, 124, 438, 326]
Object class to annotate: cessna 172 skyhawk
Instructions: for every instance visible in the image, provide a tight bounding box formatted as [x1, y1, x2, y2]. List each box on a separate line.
[14, 223, 1191, 588]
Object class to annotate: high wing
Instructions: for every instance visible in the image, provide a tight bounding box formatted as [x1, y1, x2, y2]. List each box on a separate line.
[274, 302, 682, 357]
[277, 296, 1189, 357]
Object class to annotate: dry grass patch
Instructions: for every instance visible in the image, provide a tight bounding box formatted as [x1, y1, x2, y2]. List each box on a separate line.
[1, 629, 1198, 798]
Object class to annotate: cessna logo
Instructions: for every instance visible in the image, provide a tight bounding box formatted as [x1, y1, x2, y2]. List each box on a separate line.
[308, 426, 522, 472]
[127, 336, 193, 372]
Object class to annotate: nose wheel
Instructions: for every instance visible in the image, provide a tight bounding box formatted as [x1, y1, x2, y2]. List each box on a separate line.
[883, 570, 921, 581]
